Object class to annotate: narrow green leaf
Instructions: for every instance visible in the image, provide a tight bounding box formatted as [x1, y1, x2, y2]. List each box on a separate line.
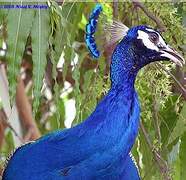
[72, 52, 88, 125]
[172, 154, 180, 180]
[168, 102, 186, 145]
[31, 4, 50, 114]
[54, 18, 63, 76]
[48, 4, 63, 125]
[160, 96, 179, 145]
[7, 2, 35, 104]
[5, 130, 15, 151]
[0, 2, 9, 23]
[180, 132, 186, 180]
[139, 129, 155, 179]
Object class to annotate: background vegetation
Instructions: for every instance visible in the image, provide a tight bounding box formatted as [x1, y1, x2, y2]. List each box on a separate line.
[0, 1, 185, 180]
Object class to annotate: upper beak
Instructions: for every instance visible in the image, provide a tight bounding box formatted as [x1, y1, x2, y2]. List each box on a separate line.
[160, 45, 185, 67]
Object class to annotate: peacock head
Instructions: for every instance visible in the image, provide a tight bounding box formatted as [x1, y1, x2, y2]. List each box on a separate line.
[117, 25, 185, 69]
[85, 4, 185, 73]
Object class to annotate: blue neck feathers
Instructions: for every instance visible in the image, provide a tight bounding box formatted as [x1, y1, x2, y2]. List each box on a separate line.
[81, 39, 141, 167]
[110, 38, 139, 92]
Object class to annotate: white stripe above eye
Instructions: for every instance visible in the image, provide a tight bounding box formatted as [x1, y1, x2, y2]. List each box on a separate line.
[145, 28, 156, 32]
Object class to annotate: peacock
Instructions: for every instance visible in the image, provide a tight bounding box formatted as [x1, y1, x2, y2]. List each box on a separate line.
[2, 4, 184, 180]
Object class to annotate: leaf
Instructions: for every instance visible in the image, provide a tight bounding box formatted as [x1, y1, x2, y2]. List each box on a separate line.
[57, 98, 66, 129]
[4, 130, 15, 154]
[48, 3, 64, 125]
[180, 132, 186, 180]
[50, 0, 64, 77]
[0, 2, 8, 23]
[171, 149, 180, 180]
[80, 70, 97, 121]
[31, 3, 50, 115]
[138, 129, 155, 179]
[160, 96, 179, 145]
[53, 16, 63, 77]
[168, 102, 186, 145]
[7, 2, 35, 104]
[72, 52, 88, 124]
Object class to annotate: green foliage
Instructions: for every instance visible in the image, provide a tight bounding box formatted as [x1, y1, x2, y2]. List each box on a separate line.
[169, 102, 186, 144]
[6, 2, 35, 104]
[180, 132, 186, 180]
[0, 2, 185, 179]
[31, 3, 50, 114]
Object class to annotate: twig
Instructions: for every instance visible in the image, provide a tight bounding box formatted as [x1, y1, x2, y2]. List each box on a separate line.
[134, 3, 140, 25]
[0, 109, 24, 143]
[0, 110, 7, 148]
[132, 0, 166, 32]
[113, 1, 119, 19]
[149, 74, 161, 144]
[152, 94, 161, 144]
[140, 121, 171, 180]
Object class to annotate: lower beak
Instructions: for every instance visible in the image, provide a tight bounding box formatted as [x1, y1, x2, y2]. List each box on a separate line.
[160, 45, 185, 67]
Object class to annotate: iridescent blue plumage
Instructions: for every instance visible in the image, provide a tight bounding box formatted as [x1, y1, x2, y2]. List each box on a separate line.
[3, 4, 185, 180]
[85, 4, 102, 58]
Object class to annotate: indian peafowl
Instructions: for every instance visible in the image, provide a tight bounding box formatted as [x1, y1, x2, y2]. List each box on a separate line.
[2, 4, 185, 180]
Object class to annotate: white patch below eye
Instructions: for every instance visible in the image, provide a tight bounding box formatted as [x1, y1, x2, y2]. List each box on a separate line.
[137, 30, 159, 51]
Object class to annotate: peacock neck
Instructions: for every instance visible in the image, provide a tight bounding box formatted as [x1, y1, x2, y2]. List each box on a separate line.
[110, 38, 139, 94]
[65, 44, 141, 173]
[96, 39, 141, 151]
[79, 40, 141, 165]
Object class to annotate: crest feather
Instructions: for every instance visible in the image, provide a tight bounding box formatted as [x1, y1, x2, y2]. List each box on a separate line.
[105, 20, 129, 45]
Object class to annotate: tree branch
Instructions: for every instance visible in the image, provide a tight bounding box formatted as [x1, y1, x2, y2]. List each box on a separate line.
[132, 0, 166, 32]
[16, 77, 41, 142]
[1, 111, 24, 143]
[152, 95, 161, 144]
[113, 1, 119, 19]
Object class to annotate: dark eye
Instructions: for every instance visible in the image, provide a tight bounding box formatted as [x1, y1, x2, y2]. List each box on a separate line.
[149, 33, 159, 43]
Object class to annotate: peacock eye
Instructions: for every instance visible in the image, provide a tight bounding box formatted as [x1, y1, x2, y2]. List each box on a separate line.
[149, 33, 159, 44]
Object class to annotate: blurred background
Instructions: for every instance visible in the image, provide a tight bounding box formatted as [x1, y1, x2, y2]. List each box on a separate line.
[0, 1, 185, 179]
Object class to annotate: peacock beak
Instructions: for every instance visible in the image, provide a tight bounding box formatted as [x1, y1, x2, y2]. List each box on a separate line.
[160, 45, 185, 67]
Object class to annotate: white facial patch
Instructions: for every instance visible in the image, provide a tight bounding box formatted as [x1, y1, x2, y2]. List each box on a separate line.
[137, 30, 159, 51]
[147, 28, 167, 47]
[158, 35, 166, 47]
[137, 29, 166, 51]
